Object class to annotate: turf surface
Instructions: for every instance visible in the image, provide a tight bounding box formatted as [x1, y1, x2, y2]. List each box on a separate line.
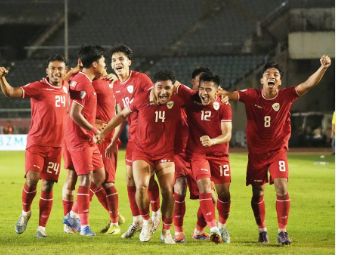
[0, 150, 334, 254]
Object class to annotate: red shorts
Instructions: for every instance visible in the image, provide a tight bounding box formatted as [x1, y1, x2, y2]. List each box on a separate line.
[63, 143, 104, 175]
[132, 147, 174, 169]
[246, 147, 289, 186]
[125, 140, 135, 166]
[174, 154, 199, 199]
[97, 139, 118, 183]
[25, 145, 62, 182]
[191, 154, 231, 184]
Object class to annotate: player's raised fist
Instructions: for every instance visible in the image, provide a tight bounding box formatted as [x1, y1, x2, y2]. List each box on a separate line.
[0, 67, 9, 78]
[200, 135, 213, 147]
[320, 55, 331, 68]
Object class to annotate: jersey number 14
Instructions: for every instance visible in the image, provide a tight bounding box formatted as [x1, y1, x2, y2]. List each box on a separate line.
[155, 111, 165, 122]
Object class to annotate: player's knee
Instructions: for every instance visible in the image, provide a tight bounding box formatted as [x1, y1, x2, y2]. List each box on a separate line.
[161, 186, 174, 199]
[136, 184, 148, 196]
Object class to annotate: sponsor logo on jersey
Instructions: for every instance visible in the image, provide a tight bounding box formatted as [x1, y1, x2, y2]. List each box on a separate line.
[254, 104, 262, 109]
[46, 88, 55, 91]
[115, 90, 121, 93]
[70, 81, 77, 88]
[213, 102, 220, 110]
[272, 103, 280, 111]
[127, 85, 134, 93]
[206, 212, 212, 216]
[63, 86, 68, 93]
[240, 89, 247, 92]
[167, 101, 174, 109]
[80, 91, 86, 99]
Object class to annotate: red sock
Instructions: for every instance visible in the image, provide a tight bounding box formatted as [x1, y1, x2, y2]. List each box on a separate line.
[251, 195, 266, 229]
[72, 200, 79, 214]
[199, 193, 216, 228]
[22, 183, 37, 212]
[106, 186, 119, 224]
[196, 206, 207, 231]
[173, 192, 185, 232]
[77, 186, 90, 226]
[89, 182, 98, 201]
[217, 196, 231, 225]
[127, 186, 140, 217]
[276, 193, 290, 229]
[163, 217, 173, 231]
[95, 186, 108, 211]
[139, 207, 150, 220]
[39, 190, 53, 227]
[148, 181, 160, 212]
[62, 199, 73, 216]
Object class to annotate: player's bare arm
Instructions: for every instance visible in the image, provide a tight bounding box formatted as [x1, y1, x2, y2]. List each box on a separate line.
[105, 105, 126, 159]
[296, 55, 331, 96]
[0, 67, 24, 98]
[70, 101, 97, 134]
[99, 107, 131, 143]
[63, 59, 82, 81]
[216, 88, 239, 101]
[200, 122, 232, 147]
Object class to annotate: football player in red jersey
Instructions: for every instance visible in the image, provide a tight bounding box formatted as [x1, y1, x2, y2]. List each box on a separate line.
[62, 45, 107, 236]
[0, 55, 68, 238]
[217, 55, 331, 245]
[110, 45, 162, 238]
[176, 72, 232, 244]
[99, 69, 184, 244]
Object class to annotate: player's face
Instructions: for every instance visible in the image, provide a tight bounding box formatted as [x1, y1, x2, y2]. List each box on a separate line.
[260, 68, 282, 92]
[191, 73, 203, 91]
[93, 56, 106, 79]
[198, 81, 217, 105]
[154, 80, 174, 105]
[46, 61, 66, 86]
[111, 52, 131, 77]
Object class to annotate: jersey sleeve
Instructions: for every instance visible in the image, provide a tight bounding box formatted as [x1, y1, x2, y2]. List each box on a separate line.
[286, 86, 300, 103]
[236, 88, 254, 104]
[139, 73, 153, 92]
[21, 81, 41, 99]
[220, 103, 232, 122]
[176, 84, 195, 102]
[69, 80, 90, 107]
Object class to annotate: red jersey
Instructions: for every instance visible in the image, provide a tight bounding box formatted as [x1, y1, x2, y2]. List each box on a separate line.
[112, 71, 153, 141]
[93, 78, 116, 140]
[65, 72, 97, 150]
[237, 87, 299, 154]
[128, 90, 184, 156]
[174, 108, 189, 156]
[21, 78, 68, 149]
[177, 84, 232, 156]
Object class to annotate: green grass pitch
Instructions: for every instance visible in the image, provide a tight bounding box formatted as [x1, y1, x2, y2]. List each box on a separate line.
[0, 150, 334, 255]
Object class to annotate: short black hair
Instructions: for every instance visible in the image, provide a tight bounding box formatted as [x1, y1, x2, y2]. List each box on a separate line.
[191, 67, 211, 79]
[47, 54, 67, 66]
[77, 45, 106, 68]
[110, 44, 133, 60]
[263, 62, 284, 78]
[199, 71, 220, 88]
[153, 69, 176, 84]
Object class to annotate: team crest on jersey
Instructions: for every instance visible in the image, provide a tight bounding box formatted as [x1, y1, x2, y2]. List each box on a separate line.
[70, 81, 77, 88]
[272, 103, 280, 111]
[213, 102, 220, 110]
[167, 101, 174, 109]
[127, 85, 134, 93]
[63, 86, 68, 94]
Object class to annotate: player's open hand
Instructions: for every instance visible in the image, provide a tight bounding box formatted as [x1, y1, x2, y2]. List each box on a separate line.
[320, 55, 331, 68]
[0, 67, 9, 78]
[200, 135, 214, 147]
[103, 73, 118, 83]
[105, 141, 117, 159]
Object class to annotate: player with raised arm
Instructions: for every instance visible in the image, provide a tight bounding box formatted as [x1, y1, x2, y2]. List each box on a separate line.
[0, 55, 68, 238]
[176, 71, 232, 244]
[99, 69, 184, 244]
[62, 45, 107, 236]
[110, 45, 161, 238]
[217, 55, 331, 244]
